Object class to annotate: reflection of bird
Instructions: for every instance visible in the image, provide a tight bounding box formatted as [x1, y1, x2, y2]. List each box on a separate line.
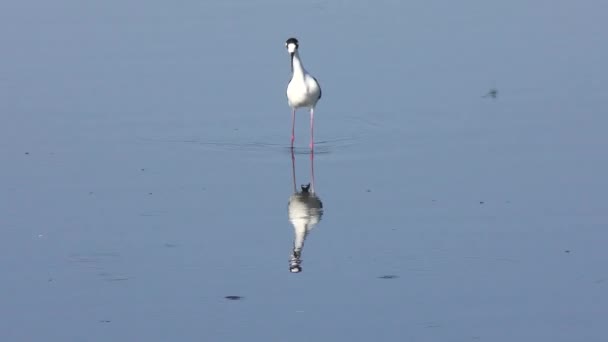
[287, 150, 323, 273]
[285, 38, 322, 150]
[288, 184, 323, 273]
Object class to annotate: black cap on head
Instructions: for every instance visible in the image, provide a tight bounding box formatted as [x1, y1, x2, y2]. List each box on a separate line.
[285, 37, 299, 48]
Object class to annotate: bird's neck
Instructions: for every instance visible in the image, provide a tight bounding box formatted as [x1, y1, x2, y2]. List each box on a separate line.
[291, 51, 306, 79]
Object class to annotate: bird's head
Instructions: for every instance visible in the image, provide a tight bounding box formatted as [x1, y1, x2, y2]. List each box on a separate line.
[285, 37, 299, 55]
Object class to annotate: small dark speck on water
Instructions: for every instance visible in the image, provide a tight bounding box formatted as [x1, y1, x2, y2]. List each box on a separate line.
[164, 243, 177, 248]
[99, 320, 111, 323]
[141, 168, 145, 171]
[25, 152, 30, 155]
[106, 277, 129, 282]
[148, 192, 153, 195]
[89, 192, 94, 195]
[378, 275, 399, 279]
[225, 295, 243, 301]
[565, 250, 571, 253]
[366, 189, 371, 193]
[483, 88, 498, 99]
[479, 201, 484, 204]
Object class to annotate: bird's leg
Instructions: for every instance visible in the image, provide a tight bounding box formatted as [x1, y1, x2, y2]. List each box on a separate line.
[291, 109, 296, 146]
[309, 108, 314, 150]
[291, 147, 297, 193]
[310, 149, 316, 193]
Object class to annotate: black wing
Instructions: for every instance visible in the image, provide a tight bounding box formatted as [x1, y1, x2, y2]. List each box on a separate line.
[313, 76, 322, 100]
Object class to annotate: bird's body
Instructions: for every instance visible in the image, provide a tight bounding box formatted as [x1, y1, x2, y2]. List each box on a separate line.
[285, 38, 321, 150]
[287, 74, 321, 108]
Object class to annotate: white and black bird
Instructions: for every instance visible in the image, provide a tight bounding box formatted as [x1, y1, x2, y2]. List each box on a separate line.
[285, 37, 322, 150]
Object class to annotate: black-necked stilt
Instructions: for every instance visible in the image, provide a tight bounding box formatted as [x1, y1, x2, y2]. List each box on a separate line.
[285, 37, 322, 150]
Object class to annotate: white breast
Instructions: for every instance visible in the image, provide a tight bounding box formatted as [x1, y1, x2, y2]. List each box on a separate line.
[287, 74, 321, 109]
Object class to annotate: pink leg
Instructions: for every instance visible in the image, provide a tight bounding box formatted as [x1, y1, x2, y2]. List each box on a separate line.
[291, 109, 296, 146]
[310, 149, 316, 193]
[309, 108, 315, 150]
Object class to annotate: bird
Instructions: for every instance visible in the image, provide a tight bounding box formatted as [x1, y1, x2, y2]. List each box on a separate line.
[285, 37, 322, 150]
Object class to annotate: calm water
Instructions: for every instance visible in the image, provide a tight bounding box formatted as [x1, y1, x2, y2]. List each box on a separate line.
[2, 1, 607, 341]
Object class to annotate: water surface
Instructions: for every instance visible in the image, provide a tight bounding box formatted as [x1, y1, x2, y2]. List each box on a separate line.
[2, 1, 607, 341]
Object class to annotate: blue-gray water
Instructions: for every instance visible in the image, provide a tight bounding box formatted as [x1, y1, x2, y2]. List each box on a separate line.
[2, 1, 607, 341]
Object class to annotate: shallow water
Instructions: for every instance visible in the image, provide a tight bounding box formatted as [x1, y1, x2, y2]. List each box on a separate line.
[2, 0, 608, 341]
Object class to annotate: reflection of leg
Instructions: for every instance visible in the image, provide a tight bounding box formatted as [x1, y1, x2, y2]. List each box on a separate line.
[309, 108, 314, 150]
[291, 109, 296, 146]
[291, 147, 297, 193]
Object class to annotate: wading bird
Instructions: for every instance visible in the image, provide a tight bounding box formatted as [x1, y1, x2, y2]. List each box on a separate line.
[285, 38, 322, 150]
